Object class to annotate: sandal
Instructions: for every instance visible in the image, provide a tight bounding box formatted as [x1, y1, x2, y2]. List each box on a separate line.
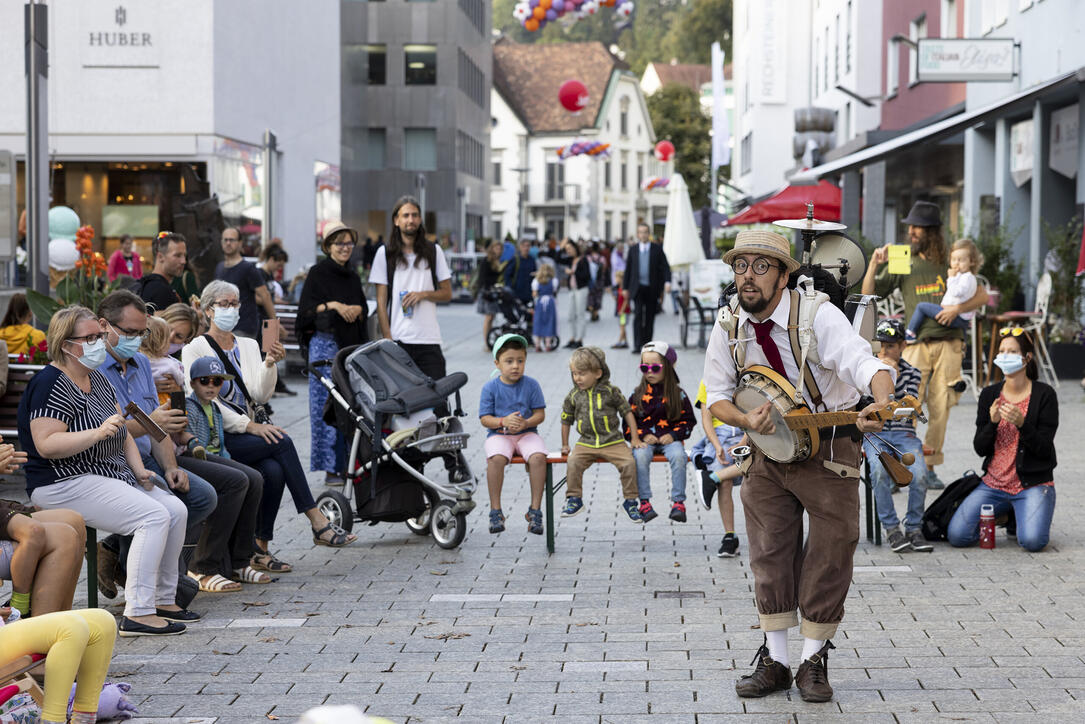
[250, 552, 293, 573]
[232, 565, 272, 584]
[312, 523, 356, 547]
[187, 571, 242, 593]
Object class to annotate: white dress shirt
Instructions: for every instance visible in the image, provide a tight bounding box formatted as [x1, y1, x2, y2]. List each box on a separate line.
[703, 292, 895, 414]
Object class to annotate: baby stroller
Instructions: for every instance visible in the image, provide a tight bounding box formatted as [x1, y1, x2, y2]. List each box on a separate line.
[482, 286, 560, 351]
[309, 339, 477, 549]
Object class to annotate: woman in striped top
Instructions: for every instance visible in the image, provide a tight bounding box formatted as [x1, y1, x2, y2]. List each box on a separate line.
[17, 306, 193, 637]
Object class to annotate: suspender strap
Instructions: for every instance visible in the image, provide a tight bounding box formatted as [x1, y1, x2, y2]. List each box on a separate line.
[785, 289, 825, 410]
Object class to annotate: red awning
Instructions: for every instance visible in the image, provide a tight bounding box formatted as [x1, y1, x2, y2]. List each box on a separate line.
[725, 180, 842, 226]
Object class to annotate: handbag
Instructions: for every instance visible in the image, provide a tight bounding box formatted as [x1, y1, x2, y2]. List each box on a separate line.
[202, 334, 273, 424]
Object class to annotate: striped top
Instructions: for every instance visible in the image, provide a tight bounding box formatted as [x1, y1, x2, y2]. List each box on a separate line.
[17, 365, 136, 492]
[883, 358, 922, 433]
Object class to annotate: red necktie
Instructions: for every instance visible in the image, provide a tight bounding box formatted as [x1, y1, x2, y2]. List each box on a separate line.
[751, 319, 788, 379]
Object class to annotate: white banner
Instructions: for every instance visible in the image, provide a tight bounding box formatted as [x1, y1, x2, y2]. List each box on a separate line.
[711, 42, 731, 171]
[1010, 118, 1034, 188]
[917, 38, 1014, 82]
[1049, 104, 1079, 179]
[756, 0, 787, 104]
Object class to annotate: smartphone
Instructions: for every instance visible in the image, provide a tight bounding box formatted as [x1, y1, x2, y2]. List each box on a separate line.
[262, 318, 281, 355]
[170, 391, 186, 411]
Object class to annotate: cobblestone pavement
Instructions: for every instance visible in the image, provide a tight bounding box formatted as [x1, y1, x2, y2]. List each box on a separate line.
[5, 300, 1084, 722]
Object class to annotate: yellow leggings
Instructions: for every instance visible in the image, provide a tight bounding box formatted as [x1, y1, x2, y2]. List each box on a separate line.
[0, 608, 117, 721]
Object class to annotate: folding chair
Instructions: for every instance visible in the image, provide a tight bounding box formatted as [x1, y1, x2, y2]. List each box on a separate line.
[960, 274, 991, 400]
[998, 272, 1057, 386]
[0, 653, 45, 708]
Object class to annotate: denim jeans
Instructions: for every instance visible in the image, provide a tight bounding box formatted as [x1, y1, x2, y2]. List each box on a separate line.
[947, 481, 1056, 552]
[633, 441, 688, 502]
[908, 301, 969, 334]
[862, 430, 927, 532]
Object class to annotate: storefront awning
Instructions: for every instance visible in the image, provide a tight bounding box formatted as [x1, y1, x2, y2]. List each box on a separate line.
[724, 180, 841, 226]
[792, 68, 1084, 184]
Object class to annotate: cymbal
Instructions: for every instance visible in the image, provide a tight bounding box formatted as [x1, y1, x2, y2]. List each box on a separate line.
[773, 217, 847, 231]
[810, 231, 867, 290]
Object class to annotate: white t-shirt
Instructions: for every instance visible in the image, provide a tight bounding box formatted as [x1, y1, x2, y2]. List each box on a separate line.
[942, 271, 978, 321]
[369, 245, 451, 344]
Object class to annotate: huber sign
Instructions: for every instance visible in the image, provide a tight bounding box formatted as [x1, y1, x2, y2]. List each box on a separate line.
[80, 2, 160, 69]
[916, 38, 1015, 83]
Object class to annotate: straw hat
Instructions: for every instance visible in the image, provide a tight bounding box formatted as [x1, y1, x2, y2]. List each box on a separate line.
[722, 230, 800, 274]
[321, 222, 359, 253]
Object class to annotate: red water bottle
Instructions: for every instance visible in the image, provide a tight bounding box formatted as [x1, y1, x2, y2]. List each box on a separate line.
[979, 504, 996, 549]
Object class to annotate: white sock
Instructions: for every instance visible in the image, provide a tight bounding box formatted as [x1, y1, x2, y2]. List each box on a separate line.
[766, 629, 789, 666]
[801, 637, 826, 662]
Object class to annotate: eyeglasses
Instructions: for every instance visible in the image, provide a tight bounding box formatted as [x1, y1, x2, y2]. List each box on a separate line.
[196, 376, 226, 387]
[68, 332, 107, 344]
[639, 363, 663, 374]
[731, 257, 784, 276]
[330, 240, 356, 248]
[110, 323, 149, 339]
[213, 300, 241, 309]
[1000, 326, 1026, 337]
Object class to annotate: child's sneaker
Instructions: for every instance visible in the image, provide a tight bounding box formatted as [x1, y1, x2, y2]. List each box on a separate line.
[638, 499, 658, 522]
[525, 507, 543, 535]
[561, 496, 584, 517]
[488, 509, 505, 534]
[905, 329, 918, 343]
[717, 532, 739, 557]
[698, 470, 717, 510]
[622, 499, 643, 521]
[669, 502, 687, 522]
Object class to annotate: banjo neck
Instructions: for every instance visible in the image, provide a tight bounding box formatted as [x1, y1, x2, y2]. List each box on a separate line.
[783, 396, 922, 431]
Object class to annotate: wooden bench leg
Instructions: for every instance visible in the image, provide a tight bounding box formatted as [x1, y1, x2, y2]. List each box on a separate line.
[85, 526, 98, 609]
[544, 465, 555, 555]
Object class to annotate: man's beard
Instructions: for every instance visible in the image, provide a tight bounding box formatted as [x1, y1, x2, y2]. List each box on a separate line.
[738, 293, 770, 315]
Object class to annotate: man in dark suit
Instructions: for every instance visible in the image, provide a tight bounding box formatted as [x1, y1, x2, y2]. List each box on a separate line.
[623, 223, 671, 351]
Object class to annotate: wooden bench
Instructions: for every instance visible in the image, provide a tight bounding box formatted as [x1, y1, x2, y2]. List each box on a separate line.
[509, 452, 671, 554]
[675, 295, 717, 349]
[274, 304, 304, 372]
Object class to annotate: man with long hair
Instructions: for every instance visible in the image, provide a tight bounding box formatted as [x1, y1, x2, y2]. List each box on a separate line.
[370, 195, 453, 389]
[862, 201, 988, 489]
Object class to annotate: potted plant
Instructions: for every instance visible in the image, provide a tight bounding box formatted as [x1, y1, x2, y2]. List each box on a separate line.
[26, 225, 117, 322]
[1042, 216, 1085, 379]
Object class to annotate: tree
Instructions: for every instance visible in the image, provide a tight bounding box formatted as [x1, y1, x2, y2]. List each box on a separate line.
[667, 0, 732, 64]
[646, 84, 712, 208]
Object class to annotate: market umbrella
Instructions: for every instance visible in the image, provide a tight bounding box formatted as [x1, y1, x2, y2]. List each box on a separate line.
[662, 173, 705, 268]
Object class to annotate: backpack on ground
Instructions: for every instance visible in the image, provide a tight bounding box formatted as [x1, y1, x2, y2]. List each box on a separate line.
[920, 470, 982, 541]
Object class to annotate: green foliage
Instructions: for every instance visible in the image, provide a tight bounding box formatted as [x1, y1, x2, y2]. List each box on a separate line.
[646, 84, 711, 207]
[975, 220, 1023, 314]
[1042, 215, 1084, 340]
[672, 0, 733, 66]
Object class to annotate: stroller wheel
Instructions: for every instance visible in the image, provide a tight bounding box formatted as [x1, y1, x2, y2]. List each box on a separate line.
[547, 336, 561, 352]
[405, 504, 433, 536]
[430, 499, 467, 549]
[316, 490, 354, 534]
[486, 327, 503, 349]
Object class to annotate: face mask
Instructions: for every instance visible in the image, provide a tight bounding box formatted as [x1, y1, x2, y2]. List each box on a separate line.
[68, 338, 108, 370]
[109, 325, 143, 360]
[213, 306, 240, 332]
[168, 342, 184, 355]
[994, 352, 1025, 375]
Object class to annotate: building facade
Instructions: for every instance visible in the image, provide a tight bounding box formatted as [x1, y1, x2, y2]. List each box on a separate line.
[0, 0, 340, 280]
[340, 0, 491, 248]
[490, 40, 669, 244]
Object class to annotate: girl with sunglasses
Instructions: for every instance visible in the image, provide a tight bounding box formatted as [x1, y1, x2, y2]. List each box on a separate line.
[627, 341, 696, 523]
[947, 327, 1058, 552]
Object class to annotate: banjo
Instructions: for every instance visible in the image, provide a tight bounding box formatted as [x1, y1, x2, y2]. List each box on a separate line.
[733, 365, 922, 463]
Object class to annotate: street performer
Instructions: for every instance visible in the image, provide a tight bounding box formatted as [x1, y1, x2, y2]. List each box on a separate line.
[703, 230, 895, 703]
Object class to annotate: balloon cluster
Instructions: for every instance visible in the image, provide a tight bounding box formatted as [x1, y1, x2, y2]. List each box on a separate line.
[556, 140, 611, 160]
[513, 0, 634, 33]
[641, 177, 670, 190]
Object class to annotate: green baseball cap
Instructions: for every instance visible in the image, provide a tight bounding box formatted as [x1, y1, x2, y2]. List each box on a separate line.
[492, 333, 529, 360]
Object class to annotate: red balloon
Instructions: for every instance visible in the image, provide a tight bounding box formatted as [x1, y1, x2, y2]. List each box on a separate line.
[558, 79, 589, 113]
[654, 140, 675, 161]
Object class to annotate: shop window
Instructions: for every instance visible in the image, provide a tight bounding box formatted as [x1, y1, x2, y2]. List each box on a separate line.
[405, 44, 437, 85]
[909, 15, 926, 85]
[367, 128, 386, 170]
[404, 128, 437, 171]
[345, 44, 385, 85]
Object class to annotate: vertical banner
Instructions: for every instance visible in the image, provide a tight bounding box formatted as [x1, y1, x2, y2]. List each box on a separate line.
[711, 42, 731, 173]
[1010, 118, 1034, 188]
[756, 0, 787, 104]
[1049, 103, 1079, 179]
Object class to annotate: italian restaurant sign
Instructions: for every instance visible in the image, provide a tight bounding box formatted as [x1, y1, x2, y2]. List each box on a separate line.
[917, 38, 1015, 83]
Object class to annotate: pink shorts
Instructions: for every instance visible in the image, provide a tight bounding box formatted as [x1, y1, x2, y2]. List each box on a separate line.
[484, 431, 549, 461]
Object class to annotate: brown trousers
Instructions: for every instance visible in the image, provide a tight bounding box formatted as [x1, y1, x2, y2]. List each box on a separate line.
[740, 435, 861, 640]
[902, 338, 964, 467]
[566, 442, 639, 500]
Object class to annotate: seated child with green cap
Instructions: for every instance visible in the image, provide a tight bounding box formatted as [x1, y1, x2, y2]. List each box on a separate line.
[478, 334, 548, 535]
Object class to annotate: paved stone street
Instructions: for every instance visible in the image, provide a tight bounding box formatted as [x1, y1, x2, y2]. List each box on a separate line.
[5, 301, 1084, 722]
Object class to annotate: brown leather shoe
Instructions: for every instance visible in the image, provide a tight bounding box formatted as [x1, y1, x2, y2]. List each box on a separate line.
[795, 640, 836, 702]
[735, 641, 793, 698]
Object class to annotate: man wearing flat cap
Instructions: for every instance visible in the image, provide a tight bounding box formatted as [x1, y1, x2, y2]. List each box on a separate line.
[704, 229, 896, 704]
[862, 201, 988, 490]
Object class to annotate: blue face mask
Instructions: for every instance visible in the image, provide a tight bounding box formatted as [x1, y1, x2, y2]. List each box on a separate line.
[109, 325, 143, 360]
[213, 306, 240, 333]
[994, 352, 1025, 375]
[68, 338, 108, 370]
